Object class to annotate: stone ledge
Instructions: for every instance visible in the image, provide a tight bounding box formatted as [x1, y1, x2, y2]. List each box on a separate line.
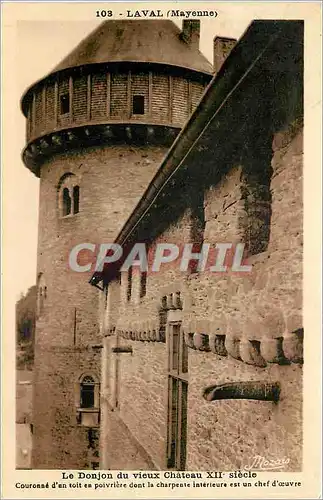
[23, 123, 181, 176]
[183, 321, 303, 366]
[118, 328, 163, 343]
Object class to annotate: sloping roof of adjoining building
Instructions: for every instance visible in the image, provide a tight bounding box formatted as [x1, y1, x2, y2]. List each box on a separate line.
[90, 19, 304, 287]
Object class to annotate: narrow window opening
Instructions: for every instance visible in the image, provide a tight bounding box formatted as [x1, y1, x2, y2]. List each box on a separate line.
[132, 95, 145, 115]
[127, 267, 132, 302]
[139, 271, 147, 298]
[62, 187, 71, 216]
[104, 286, 108, 310]
[73, 185, 80, 214]
[167, 323, 188, 470]
[60, 94, 70, 115]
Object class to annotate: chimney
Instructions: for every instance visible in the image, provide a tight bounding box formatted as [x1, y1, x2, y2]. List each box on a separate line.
[213, 36, 237, 74]
[181, 20, 200, 49]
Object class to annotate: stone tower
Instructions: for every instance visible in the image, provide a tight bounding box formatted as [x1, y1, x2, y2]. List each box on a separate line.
[21, 20, 212, 469]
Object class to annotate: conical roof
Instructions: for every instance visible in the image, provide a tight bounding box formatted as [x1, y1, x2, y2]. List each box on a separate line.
[21, 20, 213, 115]
[53, 20, 213, 75]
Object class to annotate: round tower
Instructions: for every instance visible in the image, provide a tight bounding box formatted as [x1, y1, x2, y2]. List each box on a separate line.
[21, 19, 212, 469]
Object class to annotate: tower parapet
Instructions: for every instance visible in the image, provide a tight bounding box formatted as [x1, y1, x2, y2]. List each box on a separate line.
[21, 20, 212, 176]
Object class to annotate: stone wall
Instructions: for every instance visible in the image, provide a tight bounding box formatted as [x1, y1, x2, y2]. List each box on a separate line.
[32, 143, 168, 469]
[101, 122, 303, 471]
[32, 346, 101, 469]
[16, 370, 33, 469]
[101, 337, 167, 470]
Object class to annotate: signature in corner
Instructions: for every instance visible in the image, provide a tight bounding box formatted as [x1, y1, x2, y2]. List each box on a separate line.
[244, 455, 290, 471]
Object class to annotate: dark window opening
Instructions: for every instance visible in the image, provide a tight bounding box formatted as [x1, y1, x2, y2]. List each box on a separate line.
[241, 164, 272, 256]
[62, 188, 71, 216]
[104, 286, 108, 309]
[132, 95, 145, 115]
[167, 378, 188, 470]
[80, 376, 95, 408]
[60, 94, 70, 115]
[127, 267, 132, 302]
[167, 323, 188, 470]
[73, 185, 80, 214]
[140, 271, 147, 298]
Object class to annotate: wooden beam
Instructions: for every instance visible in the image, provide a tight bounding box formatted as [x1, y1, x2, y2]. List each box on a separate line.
[127, 70, 132, 119]
[87, 73, 91, 120]
[32, 93, 36, 136]
[54, 79, 58, 127]
[69, 75, 73, 124]
[42, 85, 46, 132]
[106, 72, 111, 117]
[168, 75, 173, 123]
[148, 72, 153, 117]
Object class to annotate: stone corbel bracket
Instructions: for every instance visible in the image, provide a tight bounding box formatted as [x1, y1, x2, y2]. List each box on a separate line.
[116, 282, 192, 343]
[184, 322, 303, 367]
[119, 326, 161, 342]
[203, 381, 280, 402]
[111, 346, 133, 354]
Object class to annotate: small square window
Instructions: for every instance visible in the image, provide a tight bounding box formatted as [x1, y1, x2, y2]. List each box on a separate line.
[132, 95, 145, 115]
[60, 94, 70, 115]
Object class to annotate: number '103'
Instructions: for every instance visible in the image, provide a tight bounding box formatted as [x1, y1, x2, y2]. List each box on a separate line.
[96, 10, 113, 17]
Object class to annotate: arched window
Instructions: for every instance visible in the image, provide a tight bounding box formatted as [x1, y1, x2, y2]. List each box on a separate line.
[62, 187, 71, 216]
[58, 173, 81, 217]
[80, 376, 95, 409]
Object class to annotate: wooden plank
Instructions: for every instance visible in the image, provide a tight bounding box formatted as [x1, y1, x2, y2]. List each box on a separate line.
[127, 70, 132, 118]
[148, 71, 153, 117]
[188, 80, 192, 116]
[87, 73, 91, 121]
[69, 75, 73, 123]
[54, 79, 58, 127]
[169, 75, 173, 123]
[42, 85, 46, 132]
[32, 93, 36, 136]
[106, 72, 111, 117]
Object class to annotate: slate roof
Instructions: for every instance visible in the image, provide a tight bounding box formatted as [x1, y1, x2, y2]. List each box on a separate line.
[52, 20, 213, 75]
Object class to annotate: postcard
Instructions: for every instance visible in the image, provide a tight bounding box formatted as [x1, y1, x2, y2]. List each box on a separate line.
[1, 1, 322, 498]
